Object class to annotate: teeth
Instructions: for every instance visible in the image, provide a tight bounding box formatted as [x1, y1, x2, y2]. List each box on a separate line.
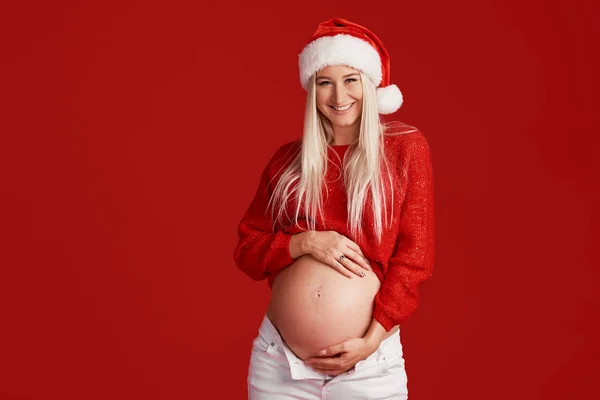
[333, 103, 353, 111]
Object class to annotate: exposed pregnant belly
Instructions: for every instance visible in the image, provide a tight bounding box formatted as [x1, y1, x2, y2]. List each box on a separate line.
[266, 254, 381, 361]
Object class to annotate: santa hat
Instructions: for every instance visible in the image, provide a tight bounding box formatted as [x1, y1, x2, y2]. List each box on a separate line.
[298, 18, 403, 115]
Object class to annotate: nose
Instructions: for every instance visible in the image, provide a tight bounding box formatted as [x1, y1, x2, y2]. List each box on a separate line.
[333, 84, 346, 104]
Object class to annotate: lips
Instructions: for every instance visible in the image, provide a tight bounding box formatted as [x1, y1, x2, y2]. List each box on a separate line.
[331, 103, 353, 111]
[329, 102, 355, 114]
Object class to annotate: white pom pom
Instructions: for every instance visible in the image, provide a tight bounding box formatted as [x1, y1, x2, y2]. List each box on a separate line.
[377, 84, 403, 114]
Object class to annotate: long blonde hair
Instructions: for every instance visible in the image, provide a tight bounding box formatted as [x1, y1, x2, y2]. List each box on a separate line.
[268, 71, 417, 243]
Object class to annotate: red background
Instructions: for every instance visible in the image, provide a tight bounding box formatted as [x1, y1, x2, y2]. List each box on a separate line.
[1, 0, 598, 399]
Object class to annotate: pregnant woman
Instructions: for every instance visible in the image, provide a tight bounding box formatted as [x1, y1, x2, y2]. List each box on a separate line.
[234, 18, 435, 399]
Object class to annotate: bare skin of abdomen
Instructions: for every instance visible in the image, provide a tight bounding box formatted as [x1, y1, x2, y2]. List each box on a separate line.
[267, 254, 397, 361]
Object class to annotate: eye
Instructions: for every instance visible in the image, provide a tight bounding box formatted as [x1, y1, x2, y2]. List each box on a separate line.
[345, 78, 357, 83]
[318, 81, 332, 86]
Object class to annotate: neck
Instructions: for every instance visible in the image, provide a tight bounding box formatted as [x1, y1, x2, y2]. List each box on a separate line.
[331, 122, 360, 146]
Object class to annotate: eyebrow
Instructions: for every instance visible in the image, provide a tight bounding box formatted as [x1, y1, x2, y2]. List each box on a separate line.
[316, 73, 359, 80]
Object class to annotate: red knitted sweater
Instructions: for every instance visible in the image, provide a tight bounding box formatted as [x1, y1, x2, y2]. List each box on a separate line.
[234, 128, 435, 331]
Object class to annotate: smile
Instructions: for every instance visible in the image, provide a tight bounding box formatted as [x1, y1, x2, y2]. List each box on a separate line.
[330, 102, 355, 112]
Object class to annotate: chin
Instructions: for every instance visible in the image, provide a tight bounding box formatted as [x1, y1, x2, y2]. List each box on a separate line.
[330, 116, 360, 128]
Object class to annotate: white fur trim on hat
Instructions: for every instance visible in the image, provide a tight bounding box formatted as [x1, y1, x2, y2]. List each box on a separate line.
[377, 84, 403, 114]
[299, 34, 382, 90]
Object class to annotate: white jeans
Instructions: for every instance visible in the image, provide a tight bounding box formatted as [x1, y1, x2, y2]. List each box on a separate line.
[248, 314, 408, 399]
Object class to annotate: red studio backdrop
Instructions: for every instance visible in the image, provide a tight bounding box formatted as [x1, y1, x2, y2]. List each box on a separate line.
[1, 1, 598, 399]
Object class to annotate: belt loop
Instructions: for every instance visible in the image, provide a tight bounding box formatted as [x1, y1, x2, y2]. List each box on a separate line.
[266, 335, 280, 355]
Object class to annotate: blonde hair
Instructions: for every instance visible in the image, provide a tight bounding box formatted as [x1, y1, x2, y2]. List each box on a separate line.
[268, 71, 417, 243]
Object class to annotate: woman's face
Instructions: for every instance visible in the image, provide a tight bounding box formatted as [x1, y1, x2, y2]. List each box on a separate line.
[315, 65, 363, 131]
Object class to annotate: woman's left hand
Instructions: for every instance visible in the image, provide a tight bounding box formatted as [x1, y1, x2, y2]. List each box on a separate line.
[306, 337, 377, 376]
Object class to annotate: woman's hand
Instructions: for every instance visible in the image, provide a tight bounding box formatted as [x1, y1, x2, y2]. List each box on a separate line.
[306, 337, 377, 376]
[303, 231, 372, 278]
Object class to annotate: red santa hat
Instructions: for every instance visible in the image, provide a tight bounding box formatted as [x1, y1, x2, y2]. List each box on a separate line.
[299, 18, 403, 115]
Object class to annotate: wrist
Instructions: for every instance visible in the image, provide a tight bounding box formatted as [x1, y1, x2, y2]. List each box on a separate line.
[364, 332, 383, 351]
[290, 231, 313, 259]
[363, 319, 386, 350]
[300, 231, 314, 255]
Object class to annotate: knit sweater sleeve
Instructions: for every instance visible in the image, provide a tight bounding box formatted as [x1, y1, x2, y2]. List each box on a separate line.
[233, 142, 298, 281]
[373, 132, 435, 331]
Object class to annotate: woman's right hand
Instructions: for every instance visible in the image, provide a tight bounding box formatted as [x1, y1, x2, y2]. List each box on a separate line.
[301, 231, 373, 278]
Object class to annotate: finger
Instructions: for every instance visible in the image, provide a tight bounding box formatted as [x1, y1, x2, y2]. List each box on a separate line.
[344, 240, 371, 266]
[338, 256, 365, 277]
[344, 249, 373, 272]
[307, 357, 345, 369]
[317, 343, 346, 357]
[344, 239, 364, 256]
[332, 257, 354, 279]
